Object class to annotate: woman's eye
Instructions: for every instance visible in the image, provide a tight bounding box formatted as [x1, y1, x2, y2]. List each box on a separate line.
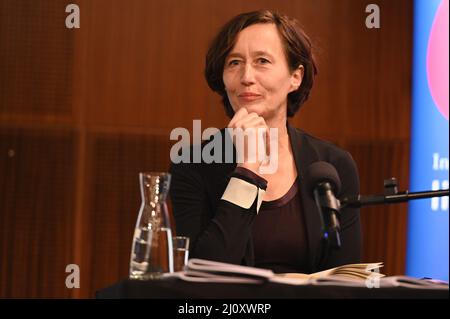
[228, 60, 240, 66]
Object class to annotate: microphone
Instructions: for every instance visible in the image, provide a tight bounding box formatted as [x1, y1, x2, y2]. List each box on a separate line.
[304, 162, 342, 250]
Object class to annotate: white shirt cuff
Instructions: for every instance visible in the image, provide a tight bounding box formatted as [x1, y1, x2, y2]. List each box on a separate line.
[221, 177, 266, 213]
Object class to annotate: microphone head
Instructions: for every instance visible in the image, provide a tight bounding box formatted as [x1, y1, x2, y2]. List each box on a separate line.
[304, 161, 341, 195]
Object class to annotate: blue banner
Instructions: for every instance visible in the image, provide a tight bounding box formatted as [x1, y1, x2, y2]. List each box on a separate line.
[406, 0, 449, 281]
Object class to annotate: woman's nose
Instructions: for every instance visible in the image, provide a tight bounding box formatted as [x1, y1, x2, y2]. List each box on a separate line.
[240, 64, 256, 86]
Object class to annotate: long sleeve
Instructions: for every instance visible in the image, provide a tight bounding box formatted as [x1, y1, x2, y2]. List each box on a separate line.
[169, 162, 265, 265]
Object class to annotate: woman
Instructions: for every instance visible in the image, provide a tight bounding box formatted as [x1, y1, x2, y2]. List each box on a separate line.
[169, 10, 361, 273]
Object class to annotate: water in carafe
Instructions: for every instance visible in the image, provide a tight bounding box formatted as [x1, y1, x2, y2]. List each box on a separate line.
[129, 172, 174, 279]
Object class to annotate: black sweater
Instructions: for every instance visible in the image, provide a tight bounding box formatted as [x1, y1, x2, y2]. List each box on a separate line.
[169, 123, 362, 273]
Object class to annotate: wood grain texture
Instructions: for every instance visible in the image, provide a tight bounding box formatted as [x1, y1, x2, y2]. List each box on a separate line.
[0, 128, 75, 298]
[0, 0, 74, 116]
[81, 132, 172, 296]
[346, 139, 410, 276]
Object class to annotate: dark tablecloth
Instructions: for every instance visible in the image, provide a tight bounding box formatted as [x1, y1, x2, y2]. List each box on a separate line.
[96, 278, 449, 299]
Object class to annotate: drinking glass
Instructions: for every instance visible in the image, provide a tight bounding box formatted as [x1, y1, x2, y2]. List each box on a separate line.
[173, 236, 190, 271]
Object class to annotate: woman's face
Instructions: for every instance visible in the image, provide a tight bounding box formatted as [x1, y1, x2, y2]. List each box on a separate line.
[223, 23, 303, 120]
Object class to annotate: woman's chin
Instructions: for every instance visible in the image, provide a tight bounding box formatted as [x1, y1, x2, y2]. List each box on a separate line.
[241, 104, 264, 115]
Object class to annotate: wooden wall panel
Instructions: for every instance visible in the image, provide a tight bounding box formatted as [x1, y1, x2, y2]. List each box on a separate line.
[0, 0, 74, 117]
[0, 129, 75, 298]
[347, 140, 410, 276]
[75, 0, 225, 131]
[82, 132, 171, 297]
[0, 0, 77, 298]
[294, 0, 412, 141]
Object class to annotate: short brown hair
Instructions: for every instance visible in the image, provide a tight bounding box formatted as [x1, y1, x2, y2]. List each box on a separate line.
[205, 10, 318, 118]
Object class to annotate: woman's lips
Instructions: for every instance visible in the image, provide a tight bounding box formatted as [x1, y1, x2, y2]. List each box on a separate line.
[237, 93, 262, 102]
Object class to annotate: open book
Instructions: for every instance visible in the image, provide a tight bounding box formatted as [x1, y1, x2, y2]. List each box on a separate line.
[164, 258, 449, 289]
[164, 258, 385, 286]
[272, 262, 385, 286]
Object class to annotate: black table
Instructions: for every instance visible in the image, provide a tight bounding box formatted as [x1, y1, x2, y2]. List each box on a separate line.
[97, 277, 449, 299]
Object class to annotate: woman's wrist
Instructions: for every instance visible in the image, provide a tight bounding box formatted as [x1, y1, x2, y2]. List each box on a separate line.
[234, 165, 268, 190]
[236, 162, 262, 175]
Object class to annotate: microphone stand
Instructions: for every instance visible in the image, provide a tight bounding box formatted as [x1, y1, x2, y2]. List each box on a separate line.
[318, 178, 449, 267]
[341, 190, 449, 208]
[340, 178, 449, 208]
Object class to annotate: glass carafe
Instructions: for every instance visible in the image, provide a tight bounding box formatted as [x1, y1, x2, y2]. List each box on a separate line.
[129, 172, 174, 280]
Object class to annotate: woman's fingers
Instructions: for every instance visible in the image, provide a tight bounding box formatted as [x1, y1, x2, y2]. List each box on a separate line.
[234, 113, 263, 130]
[230, 114, 270, 167]
[228, 107, 248, 128]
